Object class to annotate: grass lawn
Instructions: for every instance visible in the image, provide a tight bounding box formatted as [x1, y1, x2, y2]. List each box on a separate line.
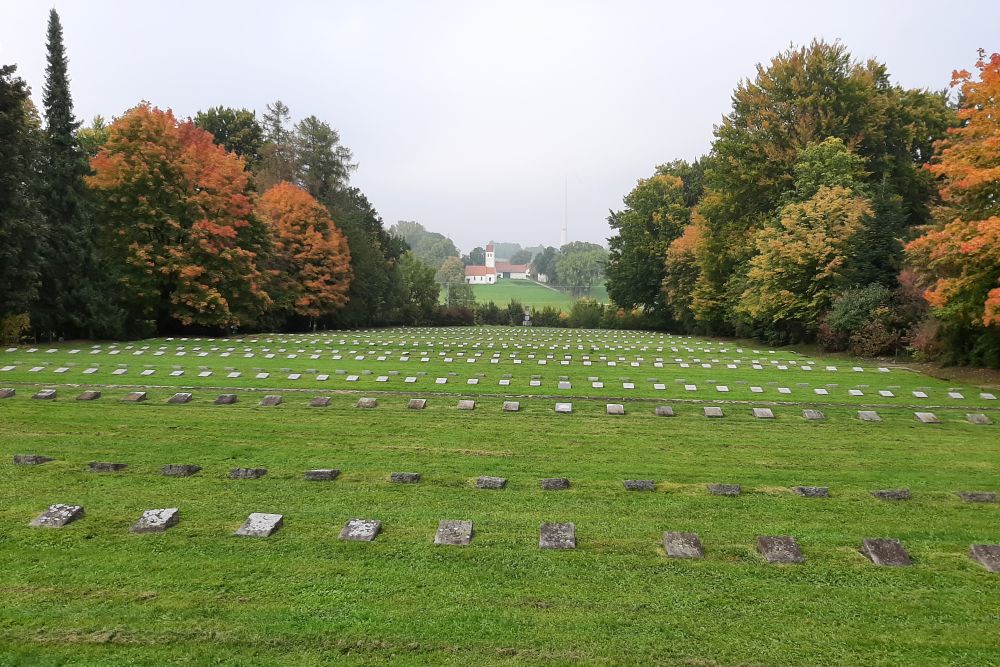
[0, 327, 998, 665]
[463, 279, 605, 312]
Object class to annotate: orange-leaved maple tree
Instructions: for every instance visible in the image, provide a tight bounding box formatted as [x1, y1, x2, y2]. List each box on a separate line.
[87, 103, 270, 329]
[257, 182, 352, 323]
[906, 51, 1000, 327]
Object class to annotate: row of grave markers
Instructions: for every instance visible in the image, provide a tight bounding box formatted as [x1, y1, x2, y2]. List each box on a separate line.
[22, 504, 1000, 570]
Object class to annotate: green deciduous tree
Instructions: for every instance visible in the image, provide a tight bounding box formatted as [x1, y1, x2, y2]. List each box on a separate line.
[195, 106, 264, 169]
[556, 242, 607, 296]
[436, 256, 475, 307]
[399, 252, 440, 324]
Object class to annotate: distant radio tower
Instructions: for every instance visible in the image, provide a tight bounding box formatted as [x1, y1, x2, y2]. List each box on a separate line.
[560, 178, 568, 247]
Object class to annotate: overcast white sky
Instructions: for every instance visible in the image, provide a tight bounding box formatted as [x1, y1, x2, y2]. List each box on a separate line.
[2, 1, 997, 252]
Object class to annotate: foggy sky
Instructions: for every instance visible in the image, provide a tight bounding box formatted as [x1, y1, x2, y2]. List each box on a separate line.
[2, 0, 996, 253]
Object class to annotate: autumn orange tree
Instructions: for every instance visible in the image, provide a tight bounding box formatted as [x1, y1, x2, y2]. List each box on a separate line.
[87, 104, 271, 332]
[257, 182, 352, 328]
[906, 51, 1000, 356]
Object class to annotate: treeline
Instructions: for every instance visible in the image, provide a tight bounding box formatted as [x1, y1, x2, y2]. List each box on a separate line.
[437, 298, 648, 330]
[0, 10, 441, 342]
[604, 42, 1000, 367]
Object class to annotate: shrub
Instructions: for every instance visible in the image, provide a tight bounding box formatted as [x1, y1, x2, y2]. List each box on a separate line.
[0, 314, 30, 345]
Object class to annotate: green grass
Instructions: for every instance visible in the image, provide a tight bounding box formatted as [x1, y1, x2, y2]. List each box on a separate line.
[466, 279, 605, 311]
[0, 327, 998, 665]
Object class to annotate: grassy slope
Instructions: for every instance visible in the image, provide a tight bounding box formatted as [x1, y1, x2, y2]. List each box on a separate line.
[0, 328, 998, 665]
[470, 280, 576, 310]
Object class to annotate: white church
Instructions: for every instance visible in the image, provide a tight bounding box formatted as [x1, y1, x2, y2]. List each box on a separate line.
[464, 244, 530, 284]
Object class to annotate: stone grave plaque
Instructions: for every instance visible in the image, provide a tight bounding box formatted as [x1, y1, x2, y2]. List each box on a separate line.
[408, 398, 427, 410]
[167, 392, 192, 404]
[752, 407, 774, 419]
[861, 538, 912, 566]
[356, 397, 377, 409]
[476, 476, 507, 489]
[121, 391, 147, 403]
[540, 477, 570, 491]
[969, 544, 1000, 572]
[0, 388, 15, 399]
[76, 390, 101, 401]
[304, 469, 340, 481]
[664, 531, 703, 559]
[457, 399, 476, 410]
[309, 397, 331, 407]
[33, 389, 56, 400]
[803, 409, 825, 421]
[792, 486, 829, 498]
[214, 394, 237, 405]
[502, 401, 520, 412]
[13, 454, 53, 465]
[555, 402, 573, 414]
[606, 404, 625, 415]
[30, 504, 84, 528]
[957, 491, 996, 503]
[967, 413, 991, 425]
[391, 471, 421, 483]
[858, 411, 881, 422]
[757, 535, 804, 564]
[131, 508, 179, 533]
[872, 488, 910, 501]
[623, 479, 655, 491]
[162, 464, 201, 477]
[704, 406, 724, 418]
[558, 381, 571, 390]
[340, 518, 381, 541]
[235, 512, 283, 537]
[259, 395, 282, 406]
[229, 467, 267, 479]
[89, 461, 127, 473]
[434, 519, 473, 546]
[539, 522, 576, 549]
[914, 412, 940, 424]
[654, 406, 675, 417]
[708, 483, 741, 496]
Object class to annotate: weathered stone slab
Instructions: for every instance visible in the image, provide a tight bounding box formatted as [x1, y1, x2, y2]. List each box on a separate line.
[14, 454, 54, 465]
[391, 471, 421, 483]
[872, 488, 910, 501]
[434, 519, 473, 546]
[606, 403, 625, 415]
[555, 402, 573, 414]
[502, 401, 520, 412]
[861, 538, 912, 566]
[304, 468, 340, 481]
[258, 395, 282, 406]
[858, 411, 881, 422]
[407, 398, 427, 410]
[539, 522, 576, 549]
[89, 461, 127, 473]
[708, 483, 741, 496]
[33, 389, 56, 400]
[0, 388, 15, 399]
[30, 503, 84, 528]
[792, 486, 829, 498]
[162, 464, 201, 477]
[957, 491, 996, 503]
[229, 467, 267, 479]
[967, 413, 991, 425]
[457, 399, 476, 410]
[122, 391, 147, 403]
[757, 535, 804, 564]
[167, 392, 192, 404]
[663, 531, 703, 559]
[752, 407, 774, 419]
[355, 397, 377, 409]
[235, 512, 283, 537]
[76, 390, 101, 401]
[540, 477, 570, 490]
[340, 518, 381, 541]
[131, 508, 179, 533]
[969, 544, 1000, 572]
[308, 396, 331, 407]
[704, 406, 724, 418]
[214, 394, 237, 405]
[654, 406, 675, 417]
[623, 479, 655, 491]
[914, 412, 940, 424]
[803, 409, 826, 421]
[476, 475, 507, 489]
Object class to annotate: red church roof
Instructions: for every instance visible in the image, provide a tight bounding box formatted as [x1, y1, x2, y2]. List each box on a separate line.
[495, 262, 529, 273]
[485, 243, 495, 252]
[465, 265, 496, 276]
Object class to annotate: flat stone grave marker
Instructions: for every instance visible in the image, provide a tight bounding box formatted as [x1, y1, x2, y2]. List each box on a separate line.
[624, 479, 655, 491]
[914, 412, 940, 424]
[814, 388, 828, 395]
[757, 535, 804, 564]
[391, 471, 421, 483]
[858, 411, 881, 422]
[235, 512, 283, 537]
[75, 390, 102, 401]
[89, 461, 127, 473]
[30, 504, 84, 528]
[162, 464, 201, 477]
[606, 403, 625, 415]
[434, 519, 473, 546]
[957, 491, 996, 503]
[408, 398, 427, 410]
[555, 402, 573, 414]
[803, 409, 825, 421]
[355, 397, 377, 409]
[969, 544, 1000, 572]
[229, 467, 267, 479]
[558, 381, 571, 389]
[967, 413, 991, 425]
[913, 391, 928, 398]
[704, 406, 724, 418]
[309, 397, 331, 407]
[259, 395, 282, 406]
[664, 531, 703, 559]
[340, 518, 381, 541]
[304, 469, 340, 481]
[654, 406, 675, 417]
[981, 393, 997, 400]
[792, 486, 829, 498]
[33, 389, 56, 400]
[457, 399, 476, 410]
[752, 407, 774, 419]
[539, 522, 576, 549]
[122, 391, 147, 403]
[167, 392, 192, 404]
[502, 401, 520, 412]
[404, 376, 417, 383]
[872, 488, 910, 501]
[708, 483, 741, 496]
[540, 477, 570, 490]
[215, 394, 237, 405]
[14, 454, 53, 465]
[861, 538, 912, 566]
[0, 388, 15, 399]
[131, 508, 180, 533]
[476, 476, 507, 489]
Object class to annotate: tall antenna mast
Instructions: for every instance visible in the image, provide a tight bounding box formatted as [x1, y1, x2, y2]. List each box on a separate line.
[560, 177, 568, 247]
